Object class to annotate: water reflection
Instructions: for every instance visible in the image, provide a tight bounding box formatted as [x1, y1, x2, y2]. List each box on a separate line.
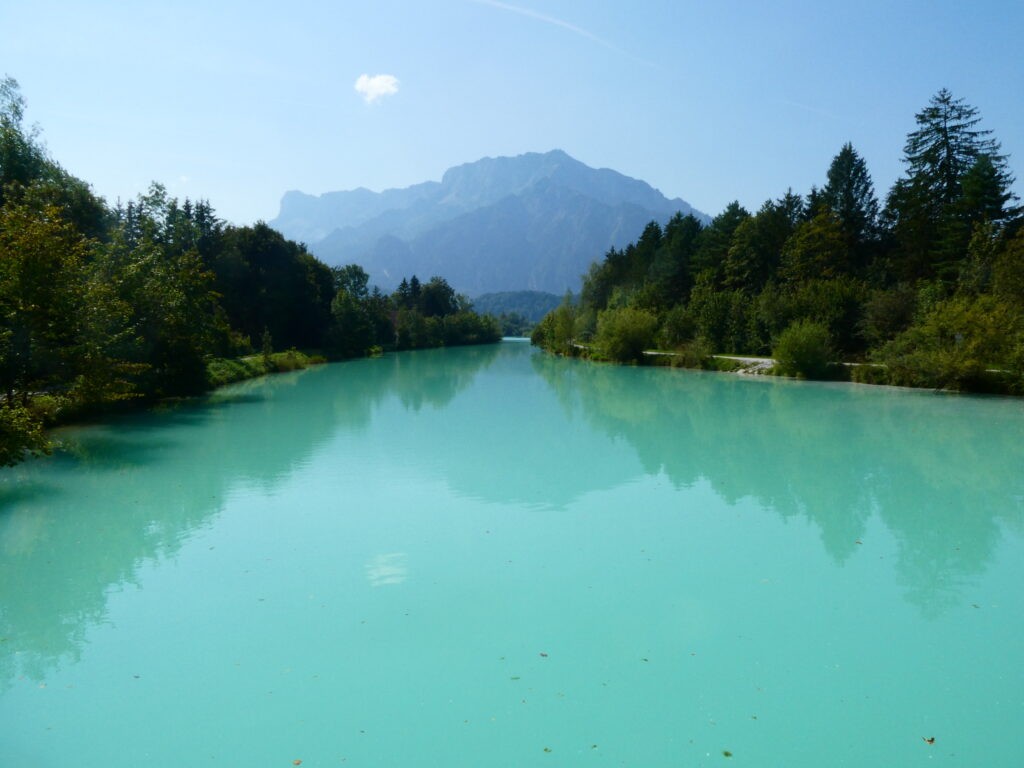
[2, 341, 1022, 690]
[365, 553, 408, 587]
[531, 353, 1024, 616]
[0, 345, 502, 687]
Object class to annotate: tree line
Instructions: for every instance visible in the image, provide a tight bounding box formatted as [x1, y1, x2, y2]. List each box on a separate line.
[0, 77, 499, 465]
[533, 89, 1024, 393]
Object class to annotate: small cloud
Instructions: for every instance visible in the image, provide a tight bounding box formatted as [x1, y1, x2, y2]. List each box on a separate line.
[354, 73, 399, 104]
[178, 175, 189, 184]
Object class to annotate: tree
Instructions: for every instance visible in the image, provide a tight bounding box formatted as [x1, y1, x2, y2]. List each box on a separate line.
[0, 77, 46, 210]
[645, 212, 703, 309]
[0, 202, 90, 404]
[902, 89, 1009, 208]
[936, 154, 1020, 270]
[332, 264, 370, 300]
[821, 143, 879, 267]
[886, 89, 1015, 281]
[330, 289, 374, 357]
[724, 194, 800, 291]
[779, 211, 851, 282]
[691, 201, 750, 279]
[418, 276, 458, 318]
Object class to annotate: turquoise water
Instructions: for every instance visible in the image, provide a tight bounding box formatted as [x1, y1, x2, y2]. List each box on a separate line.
[1, 341, 1023, 767]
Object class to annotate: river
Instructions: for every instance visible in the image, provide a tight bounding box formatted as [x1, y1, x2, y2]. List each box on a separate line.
[2, 340, 1022, 766]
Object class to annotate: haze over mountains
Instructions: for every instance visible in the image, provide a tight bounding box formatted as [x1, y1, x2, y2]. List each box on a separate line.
[270, 150, 707, 296]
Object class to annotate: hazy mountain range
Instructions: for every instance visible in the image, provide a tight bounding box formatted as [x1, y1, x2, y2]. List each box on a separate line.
[270, 150, 707, 296]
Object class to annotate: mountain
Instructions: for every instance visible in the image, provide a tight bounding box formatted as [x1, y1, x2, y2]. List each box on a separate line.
[270, 150, 707, 295]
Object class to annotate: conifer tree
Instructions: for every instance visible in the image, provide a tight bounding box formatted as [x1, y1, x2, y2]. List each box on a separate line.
[822, 143, 879, 250]
[886, 89, 1015, 281]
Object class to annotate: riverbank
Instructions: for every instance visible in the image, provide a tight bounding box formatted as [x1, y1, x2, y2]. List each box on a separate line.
[206, 349, 327, 388]
[553, 343, 1022, 395]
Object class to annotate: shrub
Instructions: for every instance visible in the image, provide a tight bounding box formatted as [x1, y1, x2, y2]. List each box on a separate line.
[873, 295, 1021, 391]
[595, 307, 659, 363]
[860, 284, 917, 347]
[0, 404, 50, 466]
[670, 336, 714, 369]
[773, 319, 833, 379]
[658, 303, 695, 349]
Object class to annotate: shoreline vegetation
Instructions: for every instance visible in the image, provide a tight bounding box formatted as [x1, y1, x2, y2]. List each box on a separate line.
[0, 76, 500, 467]
[533, 89, 1024, 397]
[206, 349, 327, 389]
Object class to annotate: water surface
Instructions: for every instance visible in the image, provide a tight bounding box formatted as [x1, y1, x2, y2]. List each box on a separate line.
[2, 342, 1022, 766]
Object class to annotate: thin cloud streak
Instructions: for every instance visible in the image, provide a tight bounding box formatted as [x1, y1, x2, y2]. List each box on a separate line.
[469, 0, 622, 54]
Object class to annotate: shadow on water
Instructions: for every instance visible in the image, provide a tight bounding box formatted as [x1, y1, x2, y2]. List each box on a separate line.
[531, 353, 1024, 617]
[0, 344, 504, 686]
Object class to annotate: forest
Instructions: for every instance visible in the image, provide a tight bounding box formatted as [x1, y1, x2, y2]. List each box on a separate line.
[533, 89, 1024, 394]
[0, 78, 499, 466]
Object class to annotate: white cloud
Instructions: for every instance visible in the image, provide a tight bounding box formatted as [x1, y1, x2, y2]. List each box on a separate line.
[354, 73, 399, 104]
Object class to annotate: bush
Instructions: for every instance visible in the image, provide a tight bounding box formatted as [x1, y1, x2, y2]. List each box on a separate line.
[0, 404, 50, 466]
[860, 284, 916, 347]
[531, 299, 577, 354]
[670, 336, 714, 369]
[658, 303, 695, 349]
[773, 320, 833, 379]
[595, 307, 659, 363]
[873, 295, 1021, 391]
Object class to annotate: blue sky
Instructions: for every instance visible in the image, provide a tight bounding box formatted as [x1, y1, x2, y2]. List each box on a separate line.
[3, 0, 1022, 225]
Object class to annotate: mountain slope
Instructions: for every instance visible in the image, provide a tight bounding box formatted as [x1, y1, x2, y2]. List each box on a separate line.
[270, 150, 707, 294]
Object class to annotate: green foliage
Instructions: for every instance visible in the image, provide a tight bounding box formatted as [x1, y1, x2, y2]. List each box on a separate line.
[993, 229, 1024, 309]
[873, 295, 1022, 391]
[724, 195, 798, 291]
[669, 336, 713, 369]
[0, 402, 49, 466]
[780, 211, 851, 281]
[644, 212, 702, 310]
[206, 350, 323, 389]
[692, 201, 750, 278]
[418, 276, 459, 318]
[594, 307, 658, 363]
[822, 142, 879, 262]
[472, 291, 562, 323]
[658, 303, 695, 349]
[773, 320, 833, 379]
[330, 289, 375, 358]
[531, 294, 578, 354]
[860, 284, 917, 347]
[686, 270, 734, 351]
[885, 89, 1016, 283]
[493, 311, 530, 337]
[332, 264, 369, 299]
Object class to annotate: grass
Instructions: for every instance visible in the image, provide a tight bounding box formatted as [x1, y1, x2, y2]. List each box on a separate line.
[206, 349, 326, 388]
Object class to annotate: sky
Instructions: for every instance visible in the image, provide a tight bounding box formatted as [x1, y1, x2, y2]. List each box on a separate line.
[2, 0, 1022, 225]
